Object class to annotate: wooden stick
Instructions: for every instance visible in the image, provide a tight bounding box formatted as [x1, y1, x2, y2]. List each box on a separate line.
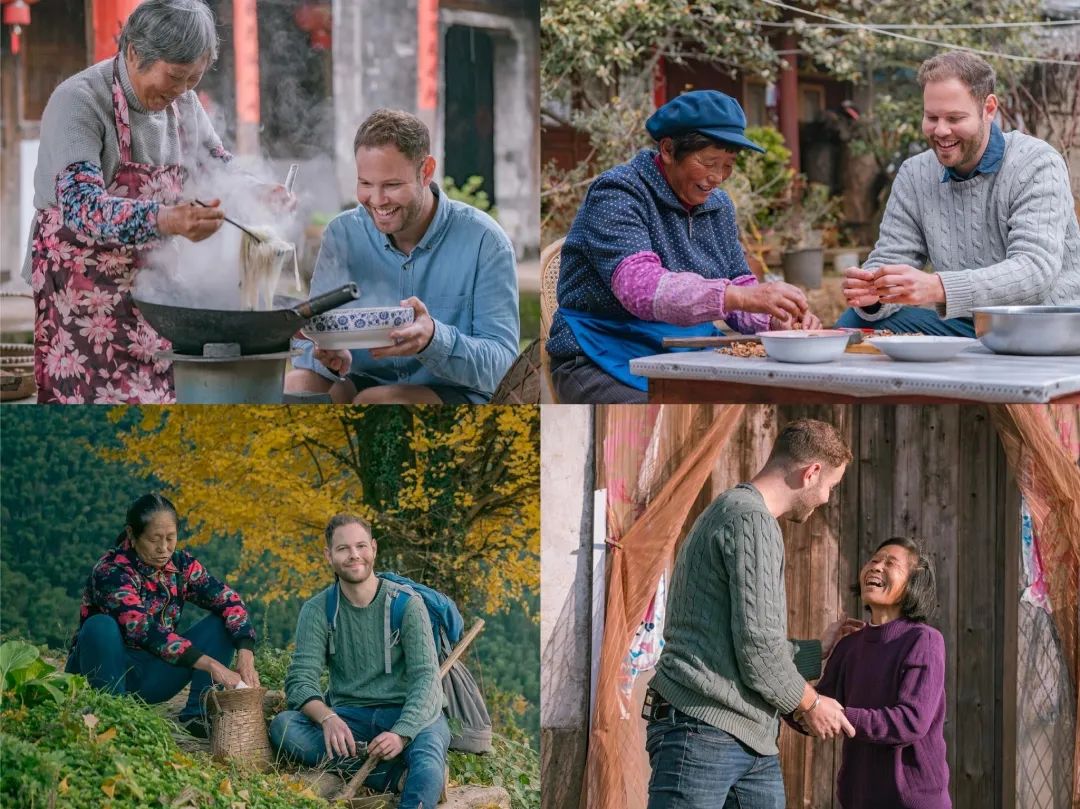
[333, 620, 486, 803]
[661, 335, 760, 348]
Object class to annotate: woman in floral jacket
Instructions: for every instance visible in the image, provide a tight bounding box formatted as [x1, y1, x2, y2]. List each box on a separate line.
[24, 0, 287, 403]
[66, 493, 259, 737]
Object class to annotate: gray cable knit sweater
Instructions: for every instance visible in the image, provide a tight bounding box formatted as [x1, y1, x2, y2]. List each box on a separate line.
[857, 130, 1080, 320]
[651, 483, 821, 757]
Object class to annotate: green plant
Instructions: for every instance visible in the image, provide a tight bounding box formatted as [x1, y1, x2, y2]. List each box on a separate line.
[443, 175, 497, 219]
[450, 734, 539, 809]
[773, 181, 843, 251]
[731, 126, 796, 233]
[0, 641, 81, 708]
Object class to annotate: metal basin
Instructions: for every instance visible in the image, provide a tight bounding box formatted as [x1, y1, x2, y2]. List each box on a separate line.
[972, 306, 1080, 356]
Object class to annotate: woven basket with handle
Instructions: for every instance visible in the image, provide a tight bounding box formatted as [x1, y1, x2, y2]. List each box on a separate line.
[207, 686, 271, 770]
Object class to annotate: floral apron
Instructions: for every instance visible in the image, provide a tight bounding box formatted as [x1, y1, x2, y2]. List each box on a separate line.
[31, 56, 184, 403]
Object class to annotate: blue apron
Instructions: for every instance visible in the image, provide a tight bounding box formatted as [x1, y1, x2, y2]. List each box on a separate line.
[561, 308, 718, 391]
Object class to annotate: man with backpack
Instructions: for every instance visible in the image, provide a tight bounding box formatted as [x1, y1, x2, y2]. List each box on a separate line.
[269, 514, 450, 809]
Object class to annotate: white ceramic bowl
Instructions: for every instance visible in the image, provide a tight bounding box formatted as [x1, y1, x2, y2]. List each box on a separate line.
[868, 335, 976, 362]
[302, 306, 414, 350]
[757, 330, 850, 363]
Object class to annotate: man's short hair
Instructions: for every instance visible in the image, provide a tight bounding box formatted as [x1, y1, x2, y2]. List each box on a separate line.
[768, 418, 852, 470]
[917, 51, 996, 105]
[353, 109, 431, 167]
[324, 513, 373, 546]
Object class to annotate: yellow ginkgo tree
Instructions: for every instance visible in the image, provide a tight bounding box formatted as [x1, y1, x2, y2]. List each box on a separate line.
[104, 405, 539, 615]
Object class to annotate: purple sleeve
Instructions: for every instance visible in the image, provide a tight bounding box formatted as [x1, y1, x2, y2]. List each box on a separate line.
[56, 161, 162, 244]
[723, 275, 772, 334]
[845, 629, 945, 745]
[611, 251, 765, 331]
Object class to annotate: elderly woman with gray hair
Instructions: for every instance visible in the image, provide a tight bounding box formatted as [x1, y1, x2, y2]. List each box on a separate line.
[25, 0, 286, 404]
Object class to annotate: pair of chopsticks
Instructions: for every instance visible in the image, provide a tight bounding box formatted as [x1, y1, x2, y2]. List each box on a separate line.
[194, 163, 300, 244]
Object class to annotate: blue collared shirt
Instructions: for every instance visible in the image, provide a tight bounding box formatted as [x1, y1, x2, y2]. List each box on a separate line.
[292, 187, 519, 402]
[941, 122, 1005, 182]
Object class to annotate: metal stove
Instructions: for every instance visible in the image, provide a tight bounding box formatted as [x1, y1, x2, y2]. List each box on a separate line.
[162, 342, 292, 404]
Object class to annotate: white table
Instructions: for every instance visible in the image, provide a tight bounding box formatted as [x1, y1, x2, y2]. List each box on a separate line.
[629, 345, 1080, 404]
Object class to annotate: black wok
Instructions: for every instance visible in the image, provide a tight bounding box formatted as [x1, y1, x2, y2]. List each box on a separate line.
[133, 283, 359, 356]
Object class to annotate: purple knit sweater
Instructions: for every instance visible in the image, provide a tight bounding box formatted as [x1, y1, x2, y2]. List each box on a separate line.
[815, 618, 950, 809]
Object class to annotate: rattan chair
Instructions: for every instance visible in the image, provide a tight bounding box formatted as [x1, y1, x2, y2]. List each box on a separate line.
[537, 237, 565, 403]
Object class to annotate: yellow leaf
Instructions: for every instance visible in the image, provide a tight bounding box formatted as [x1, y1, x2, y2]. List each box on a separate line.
[218, 778, 233, 795]
[95, 727, 118, 744]
[101, 778, 117, 798]
[58, 777, 69, 794]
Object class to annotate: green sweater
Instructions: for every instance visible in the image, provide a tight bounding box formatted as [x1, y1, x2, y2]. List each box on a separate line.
[284, 580, 443, 739]
[651, 483, 821, 756]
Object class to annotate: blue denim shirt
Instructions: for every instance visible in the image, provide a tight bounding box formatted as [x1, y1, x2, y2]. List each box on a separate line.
[292, 187, 519, 402]
[941, 122, 1005, 182]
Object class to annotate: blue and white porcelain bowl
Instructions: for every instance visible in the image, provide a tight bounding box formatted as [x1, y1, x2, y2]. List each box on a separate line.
[302, 306, 415, 350]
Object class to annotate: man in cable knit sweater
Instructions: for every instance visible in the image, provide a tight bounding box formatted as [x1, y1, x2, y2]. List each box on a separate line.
[269, 514, 448, 809]
[837, 51, 1080, 335]
[646, 419, 861, 809]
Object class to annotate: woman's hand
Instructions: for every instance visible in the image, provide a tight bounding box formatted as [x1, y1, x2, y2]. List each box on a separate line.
[770, 309, 822, 331]
[195, 655, 242, 688]
[158, 199, 225, 242]
[235, 648, 260, 688]
[726, 281, 808, 323]
[822, 612, 866, 659]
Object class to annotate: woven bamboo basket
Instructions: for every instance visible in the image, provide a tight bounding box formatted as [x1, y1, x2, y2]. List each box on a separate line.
[206, 686, 271, 770]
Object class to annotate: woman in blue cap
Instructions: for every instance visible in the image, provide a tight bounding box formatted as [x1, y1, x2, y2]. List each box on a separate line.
[546, 90, 820, 403]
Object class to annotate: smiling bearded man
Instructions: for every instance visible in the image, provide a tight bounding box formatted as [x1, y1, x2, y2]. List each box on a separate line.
[269, 514, 449, 809]
[286, 109, 519, 405]
[836, 51, 1080, 336]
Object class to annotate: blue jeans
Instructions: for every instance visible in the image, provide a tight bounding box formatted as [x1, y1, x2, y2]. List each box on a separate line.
[269, 706, 450, 809]
[65, 613, 236, 722]
[835, 305, 976, 337]
[646, 711, 784, 809]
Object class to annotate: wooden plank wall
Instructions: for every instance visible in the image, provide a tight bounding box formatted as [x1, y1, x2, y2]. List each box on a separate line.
[690, 404, 1015, 809]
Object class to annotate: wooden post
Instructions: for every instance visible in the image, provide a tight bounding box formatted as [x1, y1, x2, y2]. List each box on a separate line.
[92, 0, 140, 62]
[778, 33, 800, 173]
[232, 0, 260, 156]
[416, 0, 438, 136]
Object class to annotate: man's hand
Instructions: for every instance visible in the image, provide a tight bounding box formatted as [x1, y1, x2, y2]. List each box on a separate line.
[314, 348, 351, 376]
[234, 648, 260, 688]
[322, 714, 358, 759]
[821, 613, 866, 659]
[727, 281, 808, 323]
[369, 298, 435, 359]
[872, 264, 945, 306]
[367, 731, 405, 760]
[802, 696, 856, 739]
[842, 267, 881, 308]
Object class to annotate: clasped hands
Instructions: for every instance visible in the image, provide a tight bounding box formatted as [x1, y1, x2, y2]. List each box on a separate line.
[794, 613, 866, 739]
[842, 265, 946, 307]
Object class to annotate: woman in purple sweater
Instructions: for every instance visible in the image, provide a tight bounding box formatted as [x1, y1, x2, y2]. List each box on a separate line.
[800, 537, 950, 809]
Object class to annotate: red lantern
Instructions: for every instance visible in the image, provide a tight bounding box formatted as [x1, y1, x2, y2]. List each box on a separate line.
[2, 0, 39, 55]
[294, 1, 331, 51]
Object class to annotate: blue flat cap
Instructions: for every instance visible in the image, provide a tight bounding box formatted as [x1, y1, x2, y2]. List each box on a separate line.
[646, 90, 765, 154]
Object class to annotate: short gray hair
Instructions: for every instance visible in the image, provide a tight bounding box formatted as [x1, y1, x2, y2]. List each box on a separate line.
[119, 0, 218, 70]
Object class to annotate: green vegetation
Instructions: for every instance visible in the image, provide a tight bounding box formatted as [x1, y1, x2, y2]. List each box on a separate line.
[1, 406, 539, 806]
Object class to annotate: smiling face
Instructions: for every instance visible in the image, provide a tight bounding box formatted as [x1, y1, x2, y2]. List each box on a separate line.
[658, 141, 738, 208]
[787, 461, 847, 524]
[125, 47, 208, 112]
[859, 543, 917, 611]
[922, 77, 997, 176]
[325, 521, 377, 585]
[130, 511, 178, 570]
[355, 145, 435, 237]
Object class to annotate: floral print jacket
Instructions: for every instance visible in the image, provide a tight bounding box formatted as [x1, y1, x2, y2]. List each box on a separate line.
[73, 538, 255, 667]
